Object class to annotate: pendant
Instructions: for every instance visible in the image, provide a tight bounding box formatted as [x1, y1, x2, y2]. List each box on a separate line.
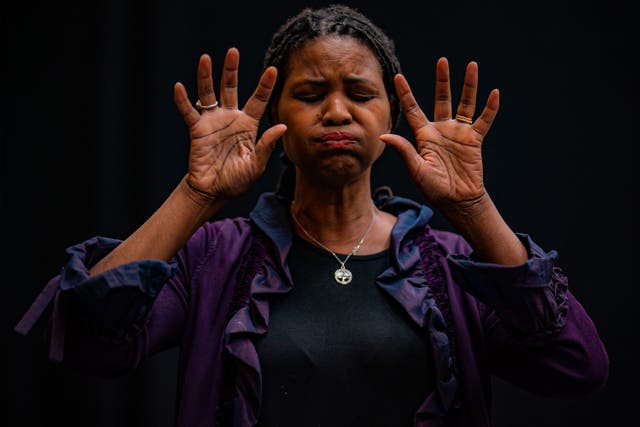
[334, 266, 353, 285]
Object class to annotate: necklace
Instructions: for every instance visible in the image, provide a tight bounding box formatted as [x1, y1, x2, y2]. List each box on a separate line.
[290, 202, 376, 285]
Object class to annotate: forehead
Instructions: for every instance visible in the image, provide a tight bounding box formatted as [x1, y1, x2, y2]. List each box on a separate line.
[284, 36, 383, 82]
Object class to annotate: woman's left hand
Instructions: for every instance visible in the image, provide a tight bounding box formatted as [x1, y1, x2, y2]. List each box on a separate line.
[380, 58, 499, 212]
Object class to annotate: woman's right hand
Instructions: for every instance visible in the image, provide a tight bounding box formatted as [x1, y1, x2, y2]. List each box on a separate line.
[173, 48, 287, 203]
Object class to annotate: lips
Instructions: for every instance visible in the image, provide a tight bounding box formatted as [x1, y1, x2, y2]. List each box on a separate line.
[317, 132, 357, 147]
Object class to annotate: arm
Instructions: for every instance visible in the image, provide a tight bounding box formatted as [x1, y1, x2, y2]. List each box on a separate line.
[34, 219, 247, 379]
[445, 232, 609, 396]
[485, 291, 609, 397]
[43, 235, 191, 377]
[90, 48, 286, 276]
[89, 177, 223, 275]
[16, 48, 285, 374]
[380, 58, 526, 265]
[383, 59, 608, 394]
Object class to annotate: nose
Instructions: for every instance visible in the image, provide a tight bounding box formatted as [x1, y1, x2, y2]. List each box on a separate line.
[321, 94, 352, 126]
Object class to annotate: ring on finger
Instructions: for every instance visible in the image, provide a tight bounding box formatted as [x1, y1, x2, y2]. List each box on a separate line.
[196, 100, 219, 111]
[455, 113, 473, 124]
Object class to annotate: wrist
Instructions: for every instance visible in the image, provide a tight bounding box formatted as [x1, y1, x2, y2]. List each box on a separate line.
[438, 192, 493, 227]
[439, 193, 527, 265]
[179, 176, 227, 214]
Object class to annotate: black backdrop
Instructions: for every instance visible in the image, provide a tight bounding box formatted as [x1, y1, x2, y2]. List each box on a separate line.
[5, 0, 635, 426]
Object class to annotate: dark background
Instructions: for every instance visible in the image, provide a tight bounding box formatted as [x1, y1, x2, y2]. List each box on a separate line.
[4, 0, 635, 425]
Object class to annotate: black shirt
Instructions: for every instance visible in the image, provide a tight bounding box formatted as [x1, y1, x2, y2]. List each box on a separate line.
[254, 235, 434, 426]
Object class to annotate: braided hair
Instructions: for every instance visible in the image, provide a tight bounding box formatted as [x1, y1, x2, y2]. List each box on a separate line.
[263, 4, 402, 199]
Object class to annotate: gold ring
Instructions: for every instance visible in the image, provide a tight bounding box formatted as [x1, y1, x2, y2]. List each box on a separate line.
[196, 100, 219, 110]
[455, 114, 473, 124]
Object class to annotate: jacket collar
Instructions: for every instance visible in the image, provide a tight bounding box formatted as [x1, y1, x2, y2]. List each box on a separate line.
[248, 190, 434, 265]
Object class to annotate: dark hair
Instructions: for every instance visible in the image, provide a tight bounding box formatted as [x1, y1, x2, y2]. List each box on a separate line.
[263, 4, 401, 129]
[264, 4, 402, 199]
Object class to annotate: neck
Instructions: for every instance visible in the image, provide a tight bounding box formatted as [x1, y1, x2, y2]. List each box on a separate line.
[290, 173, 376, 253]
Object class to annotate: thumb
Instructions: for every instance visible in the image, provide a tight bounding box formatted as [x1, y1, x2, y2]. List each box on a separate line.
[255, 124, 287, 167]
[379, 133, 421, 172]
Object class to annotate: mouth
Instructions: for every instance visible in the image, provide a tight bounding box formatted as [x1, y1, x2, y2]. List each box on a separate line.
[316, 131, 357, 147]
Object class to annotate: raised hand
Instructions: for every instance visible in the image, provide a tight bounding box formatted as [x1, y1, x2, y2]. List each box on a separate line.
[173, 48, 287, 202]
[380, 57, 499, 211]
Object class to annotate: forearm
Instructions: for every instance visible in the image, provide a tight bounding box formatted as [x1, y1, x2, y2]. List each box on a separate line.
[440, 194, 527, 265]
[89, 176, 226, 276]
[487, 291, 609, 396]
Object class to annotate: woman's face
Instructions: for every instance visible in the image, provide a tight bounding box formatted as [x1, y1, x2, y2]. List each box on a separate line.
[276, 36, 392, 186]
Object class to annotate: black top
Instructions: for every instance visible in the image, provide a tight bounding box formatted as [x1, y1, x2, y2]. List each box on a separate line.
[254, 235, 434, 426]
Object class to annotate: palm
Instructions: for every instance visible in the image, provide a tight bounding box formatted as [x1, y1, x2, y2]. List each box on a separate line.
[188, 109, 263, 197]
[411, 120, 485, 204]
[173, 49, 286, 200]
[381, 58, 499, 208]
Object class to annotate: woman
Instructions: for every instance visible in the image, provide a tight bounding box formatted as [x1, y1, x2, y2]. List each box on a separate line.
[15, 4, 608, 426]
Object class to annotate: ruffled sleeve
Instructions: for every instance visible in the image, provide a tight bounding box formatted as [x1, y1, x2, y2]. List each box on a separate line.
[445, 232, 608, 396]
[446, 233, 568, 344]
[15, 236, 179, 366]
[60, 236, 178, 342]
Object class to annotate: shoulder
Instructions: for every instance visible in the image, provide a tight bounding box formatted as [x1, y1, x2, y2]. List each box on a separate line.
[178, 217, 256, 270]
[200, 216, 254, 240]
[417, 226, 473, 258]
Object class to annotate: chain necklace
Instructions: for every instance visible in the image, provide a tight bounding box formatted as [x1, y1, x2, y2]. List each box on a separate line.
[290, 202, 376, 285]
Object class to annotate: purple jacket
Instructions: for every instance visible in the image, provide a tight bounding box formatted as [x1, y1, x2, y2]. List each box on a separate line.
[15, 192, 609, 426]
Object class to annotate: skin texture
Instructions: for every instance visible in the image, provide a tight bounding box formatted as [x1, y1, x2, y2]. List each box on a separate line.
[89, 34, 527, 277]
[381, 58, 527, 265]
[381, 61, 495, 210]
[275, 36, 397, 254]
[276, 36, 391, 187]
[175, 48, 287, 201]
[89, 48, 287, 275]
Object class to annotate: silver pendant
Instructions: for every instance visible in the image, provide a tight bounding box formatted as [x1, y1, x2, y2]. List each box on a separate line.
[334, 266, 353, 285]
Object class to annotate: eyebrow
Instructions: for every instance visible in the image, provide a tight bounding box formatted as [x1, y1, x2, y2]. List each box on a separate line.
[290, 77, 377, 89]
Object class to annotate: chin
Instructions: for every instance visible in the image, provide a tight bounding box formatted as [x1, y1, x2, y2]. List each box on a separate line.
[313, 160, 370, 187]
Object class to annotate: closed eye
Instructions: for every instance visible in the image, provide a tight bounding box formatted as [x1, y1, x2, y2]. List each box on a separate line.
[349, 92, 376, 102]
[294, 93, 323, 103]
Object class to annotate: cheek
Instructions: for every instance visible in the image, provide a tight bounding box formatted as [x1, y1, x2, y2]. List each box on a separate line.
[373, 138, 386, 159]
[363, 103, 392, 134]
[279, 106, 321, 150]
[279, 120, 306, 161]
[278, 103, 316, 128]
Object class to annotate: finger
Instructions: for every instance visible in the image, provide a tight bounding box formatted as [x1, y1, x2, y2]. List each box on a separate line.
[471, 88, 499, 137]
[174, 82, 200, 128]
[379, 133, 422, 174]
[197, 54, 217, 109]
[394, 74, 430, 131]
[220, 47, 239, 109]
[434, 57, 452, 121]
[255, 124, 287, 167]
[455, 61, 478, 122]
[243, 66, 277, 121]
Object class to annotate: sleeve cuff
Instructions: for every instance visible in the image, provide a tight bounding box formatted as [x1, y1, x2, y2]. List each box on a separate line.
[60, 236, 177, 343]
[447, 233, 569, 343]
